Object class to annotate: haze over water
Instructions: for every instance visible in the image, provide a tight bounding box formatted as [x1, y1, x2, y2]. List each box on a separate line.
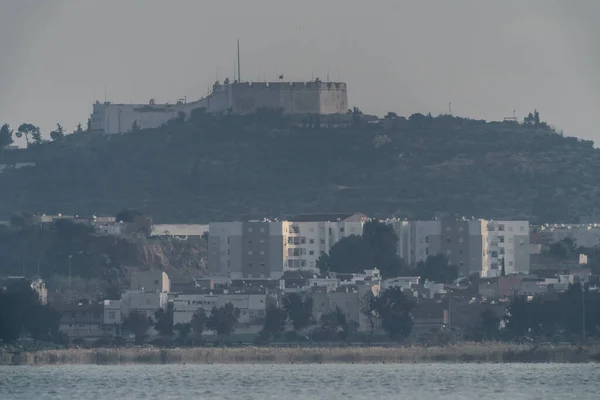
[1, 363, 599, 400]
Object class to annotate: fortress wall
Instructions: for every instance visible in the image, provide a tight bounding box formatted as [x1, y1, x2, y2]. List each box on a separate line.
[230, 83, 283, 113]
[229, 82, 345, 114]
[319, 83, 348, 114]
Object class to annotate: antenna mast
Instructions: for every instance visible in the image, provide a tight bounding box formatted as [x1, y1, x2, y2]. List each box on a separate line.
[237, 39, 241, 83]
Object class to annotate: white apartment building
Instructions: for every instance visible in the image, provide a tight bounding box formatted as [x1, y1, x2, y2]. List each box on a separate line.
[208, 213, 367, 279]
[389, 219, 530, 278]
[172, 293, 266, 325]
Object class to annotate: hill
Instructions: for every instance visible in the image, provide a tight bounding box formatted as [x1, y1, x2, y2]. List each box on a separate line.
[1, 110, 599, 223]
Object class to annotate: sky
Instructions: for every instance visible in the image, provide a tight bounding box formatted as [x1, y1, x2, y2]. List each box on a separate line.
[1, 0, 599, 145]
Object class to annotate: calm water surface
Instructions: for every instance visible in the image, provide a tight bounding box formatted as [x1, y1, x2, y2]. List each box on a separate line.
[0, 363, 598, 399]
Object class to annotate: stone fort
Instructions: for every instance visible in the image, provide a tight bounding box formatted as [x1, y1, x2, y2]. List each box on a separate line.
[90, 79, 348, 134]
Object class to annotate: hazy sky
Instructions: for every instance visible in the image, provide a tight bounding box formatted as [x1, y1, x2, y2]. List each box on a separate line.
[1, 0, 599, 144]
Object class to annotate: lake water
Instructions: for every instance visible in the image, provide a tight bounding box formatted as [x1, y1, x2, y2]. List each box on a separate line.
[1, 363, 598, 399]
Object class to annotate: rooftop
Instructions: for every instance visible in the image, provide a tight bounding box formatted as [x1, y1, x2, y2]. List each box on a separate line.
[286, 212, 366, 223]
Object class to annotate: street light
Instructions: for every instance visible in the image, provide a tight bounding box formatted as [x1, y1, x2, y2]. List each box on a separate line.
[582, 283, 586, 344]
[68, 255, 73, 285]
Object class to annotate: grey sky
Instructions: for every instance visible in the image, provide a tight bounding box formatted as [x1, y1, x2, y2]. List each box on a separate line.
[1, 0, 598, 143]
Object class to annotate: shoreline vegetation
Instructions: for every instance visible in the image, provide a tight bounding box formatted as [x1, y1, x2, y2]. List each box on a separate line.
[2, 343, 600, 365]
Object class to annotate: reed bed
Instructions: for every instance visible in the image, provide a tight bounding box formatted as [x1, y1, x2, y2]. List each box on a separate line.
[2, 343, 599, 365]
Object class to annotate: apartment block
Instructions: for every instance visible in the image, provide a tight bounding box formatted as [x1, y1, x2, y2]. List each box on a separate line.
[390, 219, 529, 278]
[208, 213, 367, 279]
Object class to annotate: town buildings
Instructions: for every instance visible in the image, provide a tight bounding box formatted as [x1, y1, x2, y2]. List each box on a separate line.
[389, 219, 530, 278]
[208, 213, 367, 278]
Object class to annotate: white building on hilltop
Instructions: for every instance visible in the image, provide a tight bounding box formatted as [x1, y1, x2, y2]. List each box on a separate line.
[90, 80, 348, 134]
[208, 213, 367, 279]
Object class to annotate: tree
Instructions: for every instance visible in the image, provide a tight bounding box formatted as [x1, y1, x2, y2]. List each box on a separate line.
[130, 120, 141, 132]
[328, 235, 374, 274]
[478, 309, 501, 341]
[415, 254, 458, 283]
[16, 123, 39, 145]
[317, 306, 351, 341]
[123, 310, 153, 344]
[259, 306, 287, 341]
[282, 293, 313, 332]
[26, 304, 61, 342]
[373, 287, 415, 341]
[10, 212, 37, 231]
[361, 291, 379, 337]
[190, 308, 207, 338]
[0, 123, 13, 147]
[115, 209, 152, 236]
[316, 253, 330, 274]
[205, 303, 240, 345]
[50, 123, 65, 141]
[362, 219, 405, 278]
[0, 279, 61, 344]
[174, 323, 192, 343]
[75, 123, 83, 134]
[154, 302, 174, 337]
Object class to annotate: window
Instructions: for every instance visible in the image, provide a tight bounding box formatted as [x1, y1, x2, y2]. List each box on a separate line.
[508, 237, 514, 244]
[108, 311, 116, 319]
[320, 251, 325, 255]
[154, 280, 159, 285]
[340, 227, 345, 233]
[248, 250, 253, 255]
[491, 263, 498, 270]
[260, 263, 266, 267]
[260, 250, 265, 255]
[508, 261, 514, 266]
[491, 251, 498, 258]
[520, 226, 525, 232]
[310, 227, 315, 233]
[500, 248, 505, 255]
[320, 239, 325, 244]
[519, 239, 525, 246]
[499, 236, 504, 243]
[290, 226, 300, 234]
[309, 250, 314, 255]
[425, 236, 429, 243]
[499, 225, 505, 232]
[227, 249, 230, 255]
[260, 227, 265, 232]
[227, 237, 230, 244]
[447, 238, 451, 243]
[458, 226, 464, 232]
[508, 226, 513, 232]
[227, 260, 230, 267]
[458, 238, 464, 244]
[425, 247, 429, 255]
[351, 228, 356, 233]
[309, 239, 315, 244]
[248, 263, 253, 267]
[459, 249, 463, 255]
[248, 240, 253, 244]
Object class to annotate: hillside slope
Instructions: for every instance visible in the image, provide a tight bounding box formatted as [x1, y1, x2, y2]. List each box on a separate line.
[1, 112, 598, 223]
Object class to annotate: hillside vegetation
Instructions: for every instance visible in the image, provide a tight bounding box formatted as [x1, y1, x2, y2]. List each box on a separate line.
[1, 110, 598, 223]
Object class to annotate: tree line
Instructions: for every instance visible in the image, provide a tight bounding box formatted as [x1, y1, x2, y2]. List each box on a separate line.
[0, 122, 89, 148]
[317, 220, 459, 283]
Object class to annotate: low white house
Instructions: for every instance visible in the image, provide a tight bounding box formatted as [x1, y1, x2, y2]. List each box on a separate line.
[172, 293, 266, 325]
